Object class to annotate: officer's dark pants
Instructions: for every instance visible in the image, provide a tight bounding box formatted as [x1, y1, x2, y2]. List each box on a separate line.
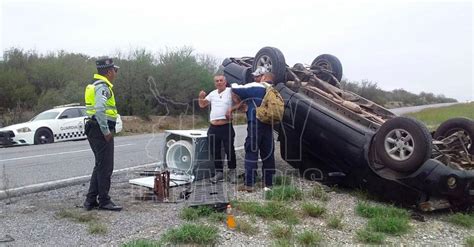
[244, 120, 275, 187]
[207, 123, 236, 173]
[85, 120, 114, 206]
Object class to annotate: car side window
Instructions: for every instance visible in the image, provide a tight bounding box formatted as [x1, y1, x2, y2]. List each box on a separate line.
[79, 108, 87, 117]
[59, 109, 81, 119]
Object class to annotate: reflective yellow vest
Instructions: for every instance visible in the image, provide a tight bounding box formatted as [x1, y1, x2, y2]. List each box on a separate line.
[84, 74, 118, 120]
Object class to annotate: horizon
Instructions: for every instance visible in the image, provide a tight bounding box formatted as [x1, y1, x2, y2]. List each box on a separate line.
[0, 46, 464, 102]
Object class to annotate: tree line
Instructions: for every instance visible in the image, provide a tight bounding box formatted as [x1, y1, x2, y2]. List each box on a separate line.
[340, 80, 456, 108]
[0, 47, 217, 126]
[0, 48, 457, 126]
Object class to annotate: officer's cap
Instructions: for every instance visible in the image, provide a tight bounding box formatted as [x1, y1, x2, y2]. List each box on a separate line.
[96, 57, 120, 69]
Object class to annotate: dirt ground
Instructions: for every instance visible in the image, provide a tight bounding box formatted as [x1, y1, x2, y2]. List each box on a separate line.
[119, 113, 247, 135]
[0, 146, 473, 246]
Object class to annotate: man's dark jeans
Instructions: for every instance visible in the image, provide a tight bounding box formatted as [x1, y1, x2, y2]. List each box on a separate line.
[244, 120, 275, 187]
[207, 123, 236, 173]
[84, 120, 114, 206]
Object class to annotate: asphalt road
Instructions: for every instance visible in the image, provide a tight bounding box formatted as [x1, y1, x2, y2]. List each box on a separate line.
[0, 125, 248, 191]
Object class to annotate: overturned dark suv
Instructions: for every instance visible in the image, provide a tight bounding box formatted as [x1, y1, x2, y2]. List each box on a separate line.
[223, 47, 474, 211]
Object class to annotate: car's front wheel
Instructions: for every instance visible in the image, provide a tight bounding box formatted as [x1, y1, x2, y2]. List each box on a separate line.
[34, 128, 54, 144]
[374, 117, 432, 173]
[252, 47, 287, 83]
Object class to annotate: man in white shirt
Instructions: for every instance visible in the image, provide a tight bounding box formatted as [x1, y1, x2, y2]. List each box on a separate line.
[199, 74, 237, 183]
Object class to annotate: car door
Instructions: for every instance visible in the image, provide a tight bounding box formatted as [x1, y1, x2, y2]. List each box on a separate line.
[56, 108, 85, 141]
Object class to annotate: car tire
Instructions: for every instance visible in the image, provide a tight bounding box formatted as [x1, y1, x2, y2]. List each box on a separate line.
[374, 117, 432, 173]
[34, 128, 54, 144]
[252, 47, 286, 83]
[311, 54, 343, 84]
[434, 117, 474, 154]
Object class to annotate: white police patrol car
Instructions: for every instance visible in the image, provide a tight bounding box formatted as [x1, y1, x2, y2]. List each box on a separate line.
[0, 103, 123, 146]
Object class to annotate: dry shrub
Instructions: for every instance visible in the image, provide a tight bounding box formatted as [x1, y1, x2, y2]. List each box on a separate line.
[121, 115, 208, 135]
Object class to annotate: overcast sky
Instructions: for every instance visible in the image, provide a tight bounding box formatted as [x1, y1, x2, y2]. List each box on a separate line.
[1, 0, 472, 101]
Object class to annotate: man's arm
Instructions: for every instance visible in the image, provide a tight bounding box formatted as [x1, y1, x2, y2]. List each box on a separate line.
[198, 90, 210, 108]
[230, 92, 242, 112]
[226, 92, 243, 119]
[230, 83, 249, 100]
[94, 84, 111, 136]
[230, 83, 250, 110]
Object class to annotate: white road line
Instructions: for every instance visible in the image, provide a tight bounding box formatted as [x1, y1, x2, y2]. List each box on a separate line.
[0, 161, 160, 199]
[0, 143, 135, 162]
[0, 145, 246, 199]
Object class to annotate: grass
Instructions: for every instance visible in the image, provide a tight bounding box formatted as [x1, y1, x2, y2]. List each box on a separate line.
[234, 201, 261, 214]
[180, 206, 226, 223]
[56, 209, 107, 235]
[296, 230, 322, 246]
[466, 236, 474, 247]
[122, 239, 162, 247]
[270, 224, 293, 239]
[351, 189, 380, 201]
[56, 209, 97, 223]
[447, 213, 474, 229]
[356, 229, 385, 244]
[356, 202, 411, 237]
[208, 212, 226, 223]
[265, 185, 303, 201]
[367, 216, 410, 235]
[249, 214, 257, 224]
[121, 115, 209, 135]
[121, 113, 247, 135]
[236, 219, 259, 235]
[88, 222, 108, 235]
[179, 206, 214, 221]
[302, 202, 326, 217]
[308, 185, 329, 202]
[406, 102, 474, 130]
[327, 213, 344, 229]
[356, 201, 409, 219]
[179, 207, 200, 221]
[161, 223, 218, 245]
[235, 201, 299, 224]
[272, 239, 292, 247]
[273, 175, 293, 186]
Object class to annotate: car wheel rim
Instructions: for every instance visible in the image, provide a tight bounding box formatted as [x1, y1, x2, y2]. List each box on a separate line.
[257, 55, 272, 72]
[384, 129, 414, 161]
[40, 133, 51, 144]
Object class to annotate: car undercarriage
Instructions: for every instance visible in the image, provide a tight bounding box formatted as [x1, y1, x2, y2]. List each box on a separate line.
[222, 46, 474, 211]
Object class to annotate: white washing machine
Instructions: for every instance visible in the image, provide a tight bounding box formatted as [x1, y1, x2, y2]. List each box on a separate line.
[164, 130, 215, 181]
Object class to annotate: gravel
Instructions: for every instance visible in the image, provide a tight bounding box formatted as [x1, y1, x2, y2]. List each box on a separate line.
[0, 146, 472, 246]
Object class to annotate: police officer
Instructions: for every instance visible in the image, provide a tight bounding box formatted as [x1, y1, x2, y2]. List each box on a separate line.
[83, 57, 122, 211]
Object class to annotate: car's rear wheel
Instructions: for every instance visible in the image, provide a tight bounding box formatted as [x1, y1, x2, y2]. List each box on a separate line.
[311, 54, 343, 85]
[374, 117, 432, 173]
[34, 128, 54, 144]
[434, 117, 474, 154]
[252, 47, 286, 83]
